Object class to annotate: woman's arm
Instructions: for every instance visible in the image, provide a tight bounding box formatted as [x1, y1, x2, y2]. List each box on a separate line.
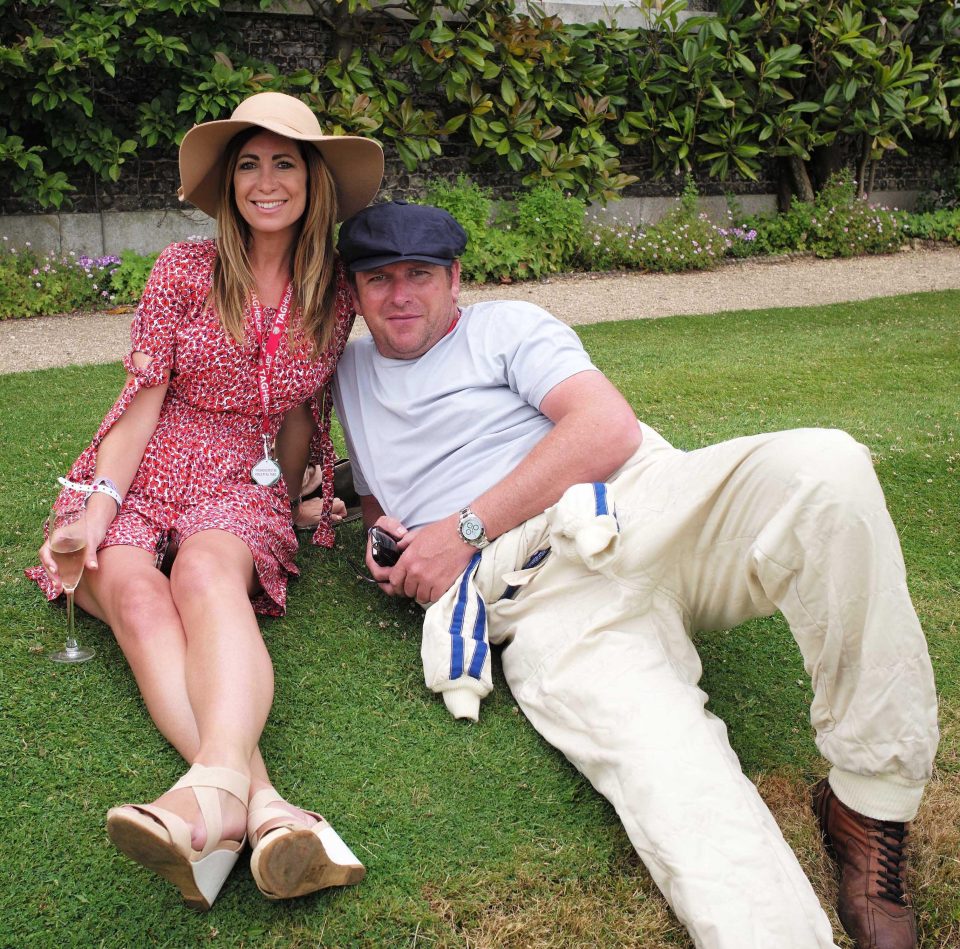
[275, 401, 314, 504]
[275, 400, 346, 528]
[39, 354, 168, 588]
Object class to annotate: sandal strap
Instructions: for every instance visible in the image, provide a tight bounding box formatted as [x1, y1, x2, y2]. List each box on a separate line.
[248, 785, 285, 820]
[247, 786, 322, 847]
[172, 764, 251, 858]
[173, 764, 250, 802]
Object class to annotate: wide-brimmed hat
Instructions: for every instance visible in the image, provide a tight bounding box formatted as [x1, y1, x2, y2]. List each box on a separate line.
[178, 92, 384, 221]
[339, 200, 468, 271]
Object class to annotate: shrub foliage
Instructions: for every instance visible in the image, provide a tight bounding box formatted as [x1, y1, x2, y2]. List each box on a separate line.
[0, 172, 920, 316]
[0, 241, 159, 320]
[744, 171, 906, 258]
[424, 177, 586, 282]
[3, 0, 960, 209]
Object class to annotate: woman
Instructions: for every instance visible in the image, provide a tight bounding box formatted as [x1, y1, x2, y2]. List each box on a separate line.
[28, 92, 383, 909]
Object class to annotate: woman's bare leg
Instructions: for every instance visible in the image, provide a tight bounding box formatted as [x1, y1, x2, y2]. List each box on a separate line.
[168, 530, 272, 768]
[76, 540, 307, 846]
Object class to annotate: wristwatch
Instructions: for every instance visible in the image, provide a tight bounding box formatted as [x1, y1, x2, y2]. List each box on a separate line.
[457, 507, 489, 549]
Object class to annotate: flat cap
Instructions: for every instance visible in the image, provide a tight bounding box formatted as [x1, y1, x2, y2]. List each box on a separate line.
[338, 200, 467, 272]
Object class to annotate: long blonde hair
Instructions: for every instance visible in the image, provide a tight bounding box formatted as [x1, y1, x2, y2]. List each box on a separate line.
[209, 128, 340, 354]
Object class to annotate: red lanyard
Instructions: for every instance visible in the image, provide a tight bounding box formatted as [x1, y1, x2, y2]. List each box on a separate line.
[249, 283, 293, 440]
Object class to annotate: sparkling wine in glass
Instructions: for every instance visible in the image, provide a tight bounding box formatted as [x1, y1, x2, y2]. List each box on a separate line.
[46, 507, 95, 663]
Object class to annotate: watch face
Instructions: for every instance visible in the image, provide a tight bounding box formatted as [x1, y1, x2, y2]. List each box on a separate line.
[460, 516, 484, 542]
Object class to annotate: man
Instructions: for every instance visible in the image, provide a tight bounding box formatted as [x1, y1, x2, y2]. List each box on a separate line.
[331, 200, 939, 949]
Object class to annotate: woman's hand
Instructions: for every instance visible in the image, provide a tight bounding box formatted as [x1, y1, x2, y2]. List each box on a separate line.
[80, 494, 117, 571]
[37, 534, 64, 596]
[38, 494, 115, 595]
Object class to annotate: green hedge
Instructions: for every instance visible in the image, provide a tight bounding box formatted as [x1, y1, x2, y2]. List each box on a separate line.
[3, 1, 960, 210]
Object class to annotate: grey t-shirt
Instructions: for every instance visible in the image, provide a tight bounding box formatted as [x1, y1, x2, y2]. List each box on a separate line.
[332, 299, 598, 530]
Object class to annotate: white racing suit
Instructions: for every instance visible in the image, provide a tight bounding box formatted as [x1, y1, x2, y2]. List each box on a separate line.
[421, 423, 939, 949]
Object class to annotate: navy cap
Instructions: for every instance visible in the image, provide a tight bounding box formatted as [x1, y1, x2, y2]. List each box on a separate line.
[338, 200, 468, 272]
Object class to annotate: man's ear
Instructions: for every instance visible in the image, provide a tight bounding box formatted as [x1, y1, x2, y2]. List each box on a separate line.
[348, 280, 362, 314]
[450, 259, 462, 303]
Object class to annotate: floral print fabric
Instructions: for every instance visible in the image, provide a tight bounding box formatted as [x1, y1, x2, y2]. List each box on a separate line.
[27, 239, 353, 615]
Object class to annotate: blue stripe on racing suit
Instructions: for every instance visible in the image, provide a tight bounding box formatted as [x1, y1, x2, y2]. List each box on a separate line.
[499, 547, 551, 602]
[449, 552, 482, 680]
[467, 594, 488, 679]
[593, 481, 608, 516]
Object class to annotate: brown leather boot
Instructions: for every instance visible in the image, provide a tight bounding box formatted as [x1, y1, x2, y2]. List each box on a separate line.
[812, 779, 917, 949]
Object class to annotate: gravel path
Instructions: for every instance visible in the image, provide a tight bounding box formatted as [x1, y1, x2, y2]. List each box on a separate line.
[3, 245, 960, 374]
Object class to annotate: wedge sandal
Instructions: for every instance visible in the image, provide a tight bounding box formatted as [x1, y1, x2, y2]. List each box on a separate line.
[106, 764, 250, 910]
[247, 786, 365, 900]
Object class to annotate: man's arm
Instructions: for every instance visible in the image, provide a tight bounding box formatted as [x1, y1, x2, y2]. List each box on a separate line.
[379, 369, 641, 603]
[472, 370, 641, 538]
[360, 494, 386, 529]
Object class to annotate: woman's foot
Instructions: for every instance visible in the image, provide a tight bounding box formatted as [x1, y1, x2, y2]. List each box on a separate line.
[249, 796, 318, 837]
[247, 785, 365, 900]
[106, 764, 250, 910]
[154, 780, 247, 851]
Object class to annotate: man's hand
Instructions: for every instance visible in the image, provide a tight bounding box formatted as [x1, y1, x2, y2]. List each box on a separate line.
[365, 515, 409, 592]
[368, 513, 475, 604]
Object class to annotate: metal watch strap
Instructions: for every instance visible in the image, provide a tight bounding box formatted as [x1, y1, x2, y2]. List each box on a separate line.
[458, 506, 489, 549]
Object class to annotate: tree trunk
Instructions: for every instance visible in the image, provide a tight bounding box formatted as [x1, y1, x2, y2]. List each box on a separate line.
[856, 137, 871, 199]
[788, 155, 815, 204]
[776, 158, 795, 212]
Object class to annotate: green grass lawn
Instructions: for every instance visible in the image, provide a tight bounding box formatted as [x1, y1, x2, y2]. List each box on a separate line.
[2, 291, 957, 948]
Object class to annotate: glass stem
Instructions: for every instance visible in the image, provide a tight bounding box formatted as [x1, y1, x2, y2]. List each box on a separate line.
[65, 592, 78, 651]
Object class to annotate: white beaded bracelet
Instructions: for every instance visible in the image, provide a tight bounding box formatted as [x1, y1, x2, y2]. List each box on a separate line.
[58, 476, 123, 510]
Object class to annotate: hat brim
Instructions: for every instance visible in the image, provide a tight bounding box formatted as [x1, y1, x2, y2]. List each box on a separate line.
[348, 253, 457, 272]
[178, 117, 384, 222]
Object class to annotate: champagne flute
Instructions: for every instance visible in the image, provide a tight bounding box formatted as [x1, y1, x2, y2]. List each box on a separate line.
[46, 506, 95, 663]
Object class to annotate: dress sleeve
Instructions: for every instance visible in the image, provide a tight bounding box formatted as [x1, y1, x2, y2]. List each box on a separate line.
[125, 243, 200, 386]
[47, 244, 209, 519]
[308, 384, 338, 549]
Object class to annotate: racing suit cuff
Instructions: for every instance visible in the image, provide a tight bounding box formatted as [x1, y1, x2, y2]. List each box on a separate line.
[828, 767, 926, 822]
[442, 687, 481, 722]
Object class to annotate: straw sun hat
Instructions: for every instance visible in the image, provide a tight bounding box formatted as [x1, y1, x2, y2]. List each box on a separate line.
[178, 92, 384, 221]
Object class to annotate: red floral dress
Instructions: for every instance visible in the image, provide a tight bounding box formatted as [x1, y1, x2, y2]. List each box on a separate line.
[27, 239, 353, 615]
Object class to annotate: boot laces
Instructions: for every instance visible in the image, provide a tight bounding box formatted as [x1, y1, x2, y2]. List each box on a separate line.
[870, 818, 909, 905]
